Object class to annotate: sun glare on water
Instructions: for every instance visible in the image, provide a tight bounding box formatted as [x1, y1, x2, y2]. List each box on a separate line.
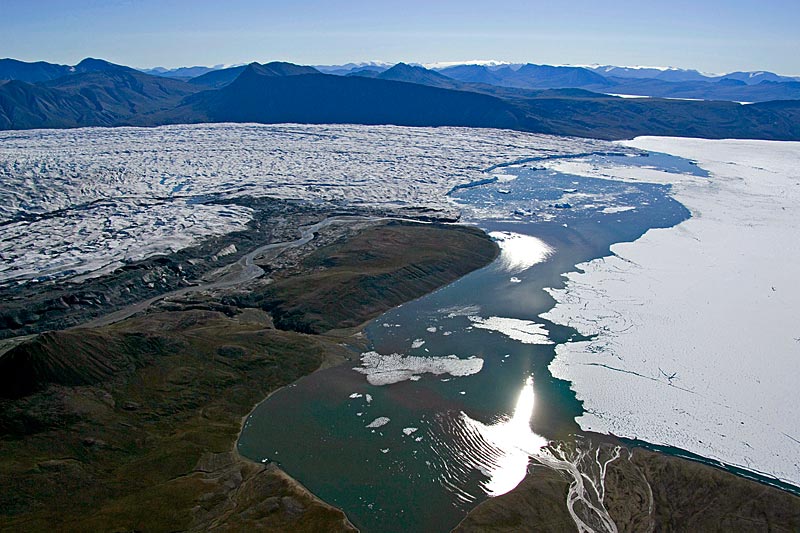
[462, 376, 548, 496]
[489, 231, 554, 273]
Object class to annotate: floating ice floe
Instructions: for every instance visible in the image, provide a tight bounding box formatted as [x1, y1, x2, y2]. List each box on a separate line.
[411, 339, 425, 349]
[469, 316, 553, 345]
[354, 351, 484, 386]
[601, 206, 636, 214]
[438, 304, 481, 318]
[366, 417, 391, 428]
[403, 427, 419, 436]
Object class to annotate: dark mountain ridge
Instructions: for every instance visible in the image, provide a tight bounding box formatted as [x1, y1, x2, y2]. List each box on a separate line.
[351, 62, 460, 89]
[438, 63, 612, 89]
[1, 57, 799, 141]
[0, 63, 203, 129]
[141, 65, 221, 79]
[0, 58, 72, 83]
[0, 57, 136, 84]
[158, 64, 525, 130]
[437, 63, 800, 102]
[189, 61, 319, 89]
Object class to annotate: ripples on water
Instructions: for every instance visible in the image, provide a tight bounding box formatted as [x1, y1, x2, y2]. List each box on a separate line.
[238, 151, 694, 532]
[433, 377, 624, 532]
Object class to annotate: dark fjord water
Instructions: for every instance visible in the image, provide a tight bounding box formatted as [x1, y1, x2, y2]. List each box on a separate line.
[237, 152, 697, 532]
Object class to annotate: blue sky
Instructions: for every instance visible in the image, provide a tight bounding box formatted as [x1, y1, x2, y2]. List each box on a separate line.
[2, 0, 798, 74]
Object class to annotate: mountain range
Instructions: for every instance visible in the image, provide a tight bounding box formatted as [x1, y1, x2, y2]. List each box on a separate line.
[144, 60, 800, 100]
[1, 57, 799, 140]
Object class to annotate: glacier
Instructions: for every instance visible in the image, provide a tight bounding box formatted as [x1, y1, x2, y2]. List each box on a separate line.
[0, 123, 606, 287]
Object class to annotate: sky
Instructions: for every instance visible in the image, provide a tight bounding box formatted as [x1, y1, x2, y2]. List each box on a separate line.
[2, 0, 799, 75]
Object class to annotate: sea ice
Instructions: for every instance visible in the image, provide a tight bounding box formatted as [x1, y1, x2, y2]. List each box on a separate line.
[543, 137, 800, 486]
[600, 206, 635, 214]
[354, 351, 484, 386]
[469, 316, 553, 345]
[439, 304, 481, 318]
[366, 417, 391, 429]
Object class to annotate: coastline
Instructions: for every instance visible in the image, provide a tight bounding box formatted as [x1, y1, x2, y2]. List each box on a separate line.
[454, 138, 800, 531]
[4, 135, 798, 530]
[0, 220, 498, 531]
[232, 361, 359, 532]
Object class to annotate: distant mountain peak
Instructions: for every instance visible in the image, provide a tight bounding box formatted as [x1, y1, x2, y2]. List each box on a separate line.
[76, 57, 116, 69]
[374, 63, 456, 87]
[423, 59, 511, 69]
[245, 61, 320, 77]
[384, 62, 427, 74]
[74, 57, 132, 74]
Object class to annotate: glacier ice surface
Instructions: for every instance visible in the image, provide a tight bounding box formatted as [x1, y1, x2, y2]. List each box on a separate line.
[0, 123, 606, 286]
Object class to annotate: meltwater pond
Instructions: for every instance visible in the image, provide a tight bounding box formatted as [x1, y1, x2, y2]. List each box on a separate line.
[237, 152, 695, 532]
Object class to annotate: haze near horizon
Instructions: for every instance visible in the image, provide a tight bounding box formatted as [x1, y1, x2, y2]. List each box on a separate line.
[1, 0, 799, 75]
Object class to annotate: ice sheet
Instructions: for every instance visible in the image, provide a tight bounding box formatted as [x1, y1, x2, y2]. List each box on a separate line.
[0, 123, 607, 286]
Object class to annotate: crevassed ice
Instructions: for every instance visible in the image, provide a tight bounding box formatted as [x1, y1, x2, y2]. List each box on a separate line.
[0, 123, 607, 287]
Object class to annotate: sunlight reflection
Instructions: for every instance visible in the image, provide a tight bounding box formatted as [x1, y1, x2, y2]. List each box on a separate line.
[489, 231, 554, 273]
[462, 376, 548, 496]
